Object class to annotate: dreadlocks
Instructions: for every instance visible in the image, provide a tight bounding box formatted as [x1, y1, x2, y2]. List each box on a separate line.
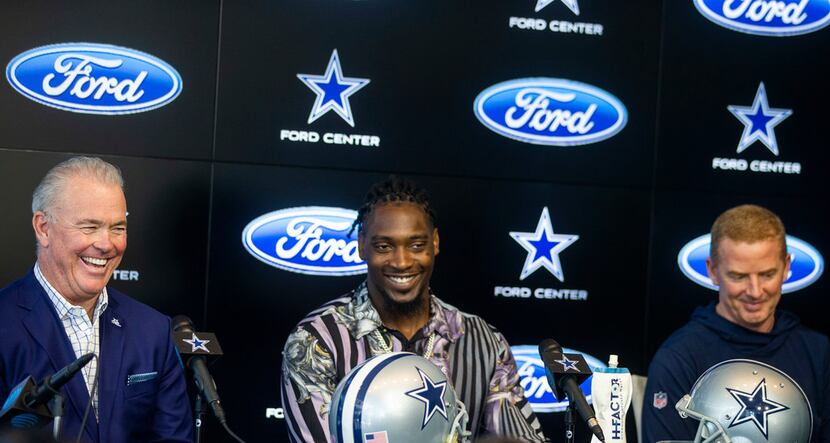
[350, 176, 437, 236]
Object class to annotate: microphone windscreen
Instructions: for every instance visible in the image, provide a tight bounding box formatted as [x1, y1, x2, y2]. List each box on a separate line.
[538, 338, 562, 355]
[171, 315, 195, 333]
[77, 352, 94, 367]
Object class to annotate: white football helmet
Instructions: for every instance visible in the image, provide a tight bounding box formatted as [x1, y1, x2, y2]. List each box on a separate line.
[675, 359, 812, 443]
[329, 352, 470, 443]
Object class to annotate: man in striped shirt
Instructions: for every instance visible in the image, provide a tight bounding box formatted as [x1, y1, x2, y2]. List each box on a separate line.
[281, 177, 548, 442]
[0, 157, 191, 442]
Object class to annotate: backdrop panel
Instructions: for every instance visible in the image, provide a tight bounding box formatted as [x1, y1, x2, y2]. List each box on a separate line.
[654, 0, 830, 195]
[646, 189, 830, 358]
[204, 162, 651, 440]
[215, 0, 661, 188]
[0, 0, 219, 160]
[0, 149, 212, 325]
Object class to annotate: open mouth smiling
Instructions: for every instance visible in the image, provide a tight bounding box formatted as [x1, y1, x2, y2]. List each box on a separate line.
[385, 274, 418, 285]
[81, 256, 109, 268]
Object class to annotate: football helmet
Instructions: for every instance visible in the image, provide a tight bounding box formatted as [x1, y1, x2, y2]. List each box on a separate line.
[329, 352, 470, 443]
[675, 359, 812, 443]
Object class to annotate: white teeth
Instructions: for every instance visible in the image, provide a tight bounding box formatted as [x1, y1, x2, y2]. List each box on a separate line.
[82, 257, 107, 266]
[388, 275, 416, 284]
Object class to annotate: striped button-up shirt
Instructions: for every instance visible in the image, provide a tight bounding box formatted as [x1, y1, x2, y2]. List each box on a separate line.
[281, 282, 548, 442]
[34, 263, 107, 417]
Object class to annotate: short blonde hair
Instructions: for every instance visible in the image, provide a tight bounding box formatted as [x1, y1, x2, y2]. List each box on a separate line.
[710, 204, 786, 263]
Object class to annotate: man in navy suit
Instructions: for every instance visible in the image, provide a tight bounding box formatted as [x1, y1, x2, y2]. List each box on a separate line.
[0, 157, 192, 442]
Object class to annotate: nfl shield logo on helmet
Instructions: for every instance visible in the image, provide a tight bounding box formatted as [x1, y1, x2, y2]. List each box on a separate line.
[653, 392, 668, 409]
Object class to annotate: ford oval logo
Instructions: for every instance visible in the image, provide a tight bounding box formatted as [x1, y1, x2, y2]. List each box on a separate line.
[678, 234, 824, 293]
[694, 0, 830, 36]
[6, 43, 182, 115]
[242, 206, 367, 276]
[512, 345, 606, 413]
[473, 78, 627, 146]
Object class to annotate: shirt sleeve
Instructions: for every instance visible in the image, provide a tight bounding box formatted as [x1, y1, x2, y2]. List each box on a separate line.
[281, 326, 337, 443]
[642, 347, 699, 443]
[481, 331, 550, 442]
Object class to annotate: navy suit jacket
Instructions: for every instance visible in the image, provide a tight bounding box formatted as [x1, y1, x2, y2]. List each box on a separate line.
[0, 270, 193, 442]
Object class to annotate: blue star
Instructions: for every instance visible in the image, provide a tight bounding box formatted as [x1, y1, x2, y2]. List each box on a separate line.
[727, 82, 792, 156]
[297, 49, 370, 127]
[535, 0, 580, 14]
[183, 333, 211, 353]
[727, 378, 789, 439]
[510, 207, 579, 282]
[404, 368, 449, 429]
[555, 355, 580, 372]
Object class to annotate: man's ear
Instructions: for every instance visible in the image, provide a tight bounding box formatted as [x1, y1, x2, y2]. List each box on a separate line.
[706, 256, 719, 286]
[433, 228, 440, 256]
[357, 231, 366, 261]
[32, 211, 50, 248]
[782, 250, 792, 280]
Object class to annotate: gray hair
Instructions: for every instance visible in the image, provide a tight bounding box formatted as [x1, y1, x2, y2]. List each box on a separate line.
[32, 156, 125, 215]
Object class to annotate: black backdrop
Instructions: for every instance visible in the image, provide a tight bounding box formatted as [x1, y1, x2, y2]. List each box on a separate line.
[0, 1, 828, 442]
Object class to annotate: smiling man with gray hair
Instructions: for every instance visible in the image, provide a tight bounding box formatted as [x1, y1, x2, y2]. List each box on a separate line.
[0, 156, 192, 442]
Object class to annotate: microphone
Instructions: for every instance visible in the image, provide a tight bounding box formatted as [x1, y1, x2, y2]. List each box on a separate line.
[171, 315, 226, 424]
[26, 353, 94, 408]
[0, 353, 95, 430]
[539, 339, 605, 442]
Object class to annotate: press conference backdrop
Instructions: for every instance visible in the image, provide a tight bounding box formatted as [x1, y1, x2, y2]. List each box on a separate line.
[0, 0, 827, 441]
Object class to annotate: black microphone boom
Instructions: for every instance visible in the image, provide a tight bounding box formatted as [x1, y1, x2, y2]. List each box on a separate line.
[0, 352, 95, 430]
[171, 315, 227, 424]
[25, 353, 94, 408]
[539, 339, 606, 442]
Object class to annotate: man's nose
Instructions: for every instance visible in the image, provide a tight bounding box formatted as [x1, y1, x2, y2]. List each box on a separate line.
[93, 230, 116, 251]
[389, 247, 413, 269]
[746, 275, 763, 297]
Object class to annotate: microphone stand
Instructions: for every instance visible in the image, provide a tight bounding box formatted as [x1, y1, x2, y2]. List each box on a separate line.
[48, 392, 64, 441]
[194, 393, 205, 443]
[565, 405, 575, 443]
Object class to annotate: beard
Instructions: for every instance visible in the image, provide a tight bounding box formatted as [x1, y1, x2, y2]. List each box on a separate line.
[374, 285, 430, 319]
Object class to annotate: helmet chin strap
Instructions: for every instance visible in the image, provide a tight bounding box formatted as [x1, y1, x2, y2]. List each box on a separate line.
[446, 398, 472, 443]
[676, 395, 732, 443]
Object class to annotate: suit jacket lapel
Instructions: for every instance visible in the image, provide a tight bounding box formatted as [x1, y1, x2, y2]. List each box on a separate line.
[18, 272, 99, 442]
[97, 298, 124, 441]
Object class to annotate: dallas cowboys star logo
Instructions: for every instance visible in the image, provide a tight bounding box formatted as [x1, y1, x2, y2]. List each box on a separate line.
[555, 355, 580, 372]
[510, 207, 579, 282]
[404, 368, 449, 428]
[297, 49, 370, 127]
[727, 82, 792, 156]
[183, 333, 211, 353]
[535, 0, 580, 14]
[726, 378, 789, 439]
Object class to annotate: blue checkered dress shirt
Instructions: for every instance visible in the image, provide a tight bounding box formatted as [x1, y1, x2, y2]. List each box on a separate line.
[34, 263, 108, 419]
